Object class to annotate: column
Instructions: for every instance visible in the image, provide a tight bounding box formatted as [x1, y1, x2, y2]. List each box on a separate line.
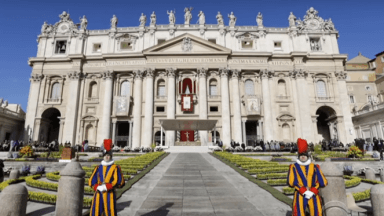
[220, 68, 231, 145]
[328, 122, 334, 139]
[256, 120, 261, 140]
[290, 72, 302, 139]
[242, 120, 246, 144]
[129, 121, 133, 148]
[294, 69, 313, 141]
[378, 122, 384, 139]
[260, 120, 264, 140]
[63, 72, 82, 145]
[112, 120, 117, 145]
[198, 68, 208, 145]
[142, 69, 154, 147]
[24, 74, 43, 142]
[231, 69, 243, 143]
[260, 70, 273, 141]
[160, 126, 163, 146]
[132, 70, 144, 148]
[335, 71, 355, 143]
[268, 71, 278, 140]
[166, 68, 176, 146]
[99, 71, 114, 143]
[214, 126, 217, 143]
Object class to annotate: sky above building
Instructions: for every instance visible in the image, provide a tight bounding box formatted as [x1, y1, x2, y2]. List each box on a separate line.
[0, 0, 383, 110]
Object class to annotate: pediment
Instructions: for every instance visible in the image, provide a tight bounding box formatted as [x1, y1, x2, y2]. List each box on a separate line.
[143, 33, 231, 56]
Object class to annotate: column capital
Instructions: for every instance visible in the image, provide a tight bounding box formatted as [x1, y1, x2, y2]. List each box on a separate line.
[231, 69, 240, 79]
[219, 67, 229, 77]
[166, 68, 176, 77]
[30, 74, 44, 83]
[198, 68, 207, 77]
[260, 69, 273, 79]
[133, 70, 144, 80]
[146, 68, 155, 78]
[289, 69, 307, 79]
[68, 71, 84, 80]
[335, 71, 347, 81]
[102, 71, 114, 80]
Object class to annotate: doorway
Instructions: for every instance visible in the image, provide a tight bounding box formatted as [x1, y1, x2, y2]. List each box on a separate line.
[245, 121, 258, 146]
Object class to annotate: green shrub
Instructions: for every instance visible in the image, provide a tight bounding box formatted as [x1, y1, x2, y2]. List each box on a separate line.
[344, 175, 361, 188]
[248, 167, 289, 174]
[361, 179, 384, 185]
[353, 189, 370, 202]
[257, 173, 287, 180]
[46, 172, 61, 181]
[283, 187, 295, 195]
[267, 179, 287, 186]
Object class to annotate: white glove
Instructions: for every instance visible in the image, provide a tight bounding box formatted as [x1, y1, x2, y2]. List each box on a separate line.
[303, 191, 314, 199]
[97, 184, 107, 192]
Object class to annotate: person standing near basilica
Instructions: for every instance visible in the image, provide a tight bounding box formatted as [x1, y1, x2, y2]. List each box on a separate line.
[287, 138, 328, 216]
[88, 139, 125, 216]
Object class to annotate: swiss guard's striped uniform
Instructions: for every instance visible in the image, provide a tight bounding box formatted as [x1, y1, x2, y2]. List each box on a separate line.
[287, 138, 328, 216]
[89, 139, 125, 216]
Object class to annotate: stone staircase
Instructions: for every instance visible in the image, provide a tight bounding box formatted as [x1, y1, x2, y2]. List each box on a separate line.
[164, 146, 213, 153]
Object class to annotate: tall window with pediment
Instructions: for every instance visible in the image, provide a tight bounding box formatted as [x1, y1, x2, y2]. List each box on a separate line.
[51, 82, 61, 99]
[157, 80, 166, 96]
[277, 80, 287, 96]
[245, 79, 255, 95]
[88, 82, 98, 98]
[85, 124, 94, 143]
[120, 81, 130, 96]
[316, 80, 327, 97]
[209, 79, 218, 96]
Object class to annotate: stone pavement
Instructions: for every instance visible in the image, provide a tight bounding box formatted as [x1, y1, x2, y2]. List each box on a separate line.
[117, 153, 291, 216]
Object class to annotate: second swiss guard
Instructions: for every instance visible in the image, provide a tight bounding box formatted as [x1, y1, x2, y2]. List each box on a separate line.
[287, 138, 328, 216]
[89, 139, 125, 216]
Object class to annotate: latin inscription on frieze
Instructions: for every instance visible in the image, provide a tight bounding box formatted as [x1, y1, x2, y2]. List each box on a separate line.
[147, 58, 227, 64]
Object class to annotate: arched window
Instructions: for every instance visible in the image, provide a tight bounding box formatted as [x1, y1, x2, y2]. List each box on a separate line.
[316, 80, 327, 97]
[120, 81, 130, 96]
[209, 79, 217, 96]
[277, 80, 287, 96]
[245, 79, 255, 95]
[88, 82, 98, 98]
[85, 124, 94, 143]
[51, 82, 61, 99]
[157, 80, 166, 96]
[282, 123, 291, 141]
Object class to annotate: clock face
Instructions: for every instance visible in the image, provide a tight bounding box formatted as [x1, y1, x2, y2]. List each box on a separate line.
[308, 20, 319, 30]
[57, 23, 69, 33]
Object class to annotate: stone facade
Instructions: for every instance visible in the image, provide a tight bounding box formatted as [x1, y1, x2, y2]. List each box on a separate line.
[26, 8, 356, 147]
[0, 100, 25, 142]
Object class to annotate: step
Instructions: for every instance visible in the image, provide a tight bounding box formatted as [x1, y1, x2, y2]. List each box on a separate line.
[164, 146, 213, 153]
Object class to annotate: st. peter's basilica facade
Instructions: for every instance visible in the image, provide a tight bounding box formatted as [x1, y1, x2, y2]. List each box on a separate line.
[25, 7, 355, 148]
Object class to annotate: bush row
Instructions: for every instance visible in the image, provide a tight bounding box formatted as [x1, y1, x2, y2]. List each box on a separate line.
[344, 175, 361, 188]
[242, 164, 289, 170]
[257, 173, 288, 180]
[267, 179, 287, 186]
[248, 167, 289, 174]
[25, 175, 94, 194]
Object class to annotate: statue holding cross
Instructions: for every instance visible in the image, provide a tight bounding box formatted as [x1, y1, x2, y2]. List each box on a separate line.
[186, 131, 191, 141]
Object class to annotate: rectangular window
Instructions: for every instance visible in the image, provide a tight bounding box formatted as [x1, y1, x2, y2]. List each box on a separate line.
[210, 106, 218, 112]
[55, 41, 67, 54]
[372, 62, 377, 68]
[93, 44, 101, 53]
[157, 39, 166, 45]
[209, 85, 217, 96]
[156, 106, 165, 112]
[208, 39, 216, 44]
[274, 42, 282, 50]
[381, 56, 384, 63]
[158, 86, 166, 96]
[120, 42, 132, 50]
[241, 40, 253, 49]
[310, 38, 321, 51]
[368, 95, 372, 102]
[349, 95, 355, 103]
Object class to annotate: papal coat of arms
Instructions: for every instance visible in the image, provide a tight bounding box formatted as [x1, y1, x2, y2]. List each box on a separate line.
[182, 37, 192, 52]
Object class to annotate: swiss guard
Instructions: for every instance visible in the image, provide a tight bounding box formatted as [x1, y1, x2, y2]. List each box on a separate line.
[89, 139, 125, 216]
[287, 138, 328, 216]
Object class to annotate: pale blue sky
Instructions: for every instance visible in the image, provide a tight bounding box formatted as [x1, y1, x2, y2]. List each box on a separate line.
[0, 0, 383, 110]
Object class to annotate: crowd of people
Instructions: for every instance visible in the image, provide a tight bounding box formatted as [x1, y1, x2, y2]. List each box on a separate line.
[0, 140, 24, 151]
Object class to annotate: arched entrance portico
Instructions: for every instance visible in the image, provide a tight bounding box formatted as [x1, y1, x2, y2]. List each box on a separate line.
[316, 106, 337, 142]
[40, 108, 61, 143]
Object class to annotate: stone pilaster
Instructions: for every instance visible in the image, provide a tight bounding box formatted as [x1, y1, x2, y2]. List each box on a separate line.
[129, 121, 133, 148]
[267, 70, 278, 140]
[62, 72, 82, 145]
[198, 68, 208, 145]
[231, 69, 243, 143]
[260, 69, 273, 141]
[335, 71, 355, 143]
[132, 70, 144, 148]
[166, 68, 176, 146]
[293, 69, 313, 141]
[24, 74, 43, 142]
[142, 69, 154, 147]
[99, 71, 114, 143]
[289, 71, 302, 139]
[220, 68, 231, 145]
